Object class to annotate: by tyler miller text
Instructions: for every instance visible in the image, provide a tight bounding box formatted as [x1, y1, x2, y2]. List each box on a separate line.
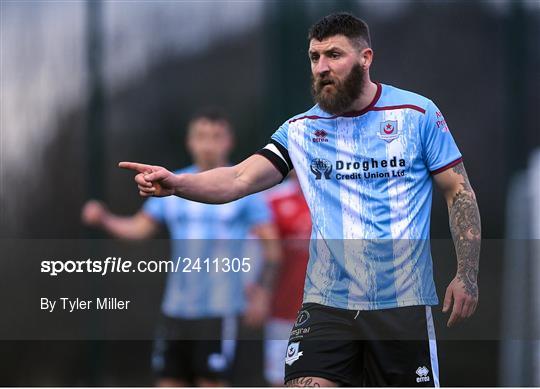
[41, 297, 131, 312]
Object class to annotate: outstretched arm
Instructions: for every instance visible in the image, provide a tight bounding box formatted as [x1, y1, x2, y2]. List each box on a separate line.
[118, 154, 284, 204]
[434, 162, 481, 327]
[81, 200, 159, 239]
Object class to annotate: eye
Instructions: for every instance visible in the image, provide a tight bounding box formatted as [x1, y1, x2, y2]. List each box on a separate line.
[310, 54, 319, 63]
[330, 52, 341, 59]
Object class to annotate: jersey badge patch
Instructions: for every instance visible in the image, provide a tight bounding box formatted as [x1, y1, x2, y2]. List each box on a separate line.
[378, 120, 400, 143]
[285, 342, 303, 366]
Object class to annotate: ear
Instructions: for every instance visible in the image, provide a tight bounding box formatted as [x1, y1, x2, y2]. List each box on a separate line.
[360, 47, 374, 69]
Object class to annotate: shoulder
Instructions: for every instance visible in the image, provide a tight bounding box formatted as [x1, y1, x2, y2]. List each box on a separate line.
[270, 106, 322, 148]
[377, 83, 433, 114]
[285, 105, 328, 125]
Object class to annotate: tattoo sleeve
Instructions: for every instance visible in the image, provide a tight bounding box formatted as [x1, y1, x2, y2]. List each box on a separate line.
[448, 163, 481, 297]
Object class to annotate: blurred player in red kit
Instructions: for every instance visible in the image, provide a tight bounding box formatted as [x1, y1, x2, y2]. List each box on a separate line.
[264, 172, 311, 386]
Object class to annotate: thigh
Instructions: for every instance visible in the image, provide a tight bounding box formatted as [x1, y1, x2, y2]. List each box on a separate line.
[284, 303, 363, 387]
[358, 305, 439, 387]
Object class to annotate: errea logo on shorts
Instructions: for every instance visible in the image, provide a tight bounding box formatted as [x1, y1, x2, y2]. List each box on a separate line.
[415, 366, 430, 383]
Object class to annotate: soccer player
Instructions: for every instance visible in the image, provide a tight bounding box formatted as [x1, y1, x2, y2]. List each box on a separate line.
[82, 109, 280, 387]
[263, 173, 311, 386]
[118, 13, 481, 387]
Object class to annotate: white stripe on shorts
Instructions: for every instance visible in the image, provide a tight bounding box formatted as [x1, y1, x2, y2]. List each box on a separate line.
[426, 306, 440, 387]
[221, 315, 237, 364]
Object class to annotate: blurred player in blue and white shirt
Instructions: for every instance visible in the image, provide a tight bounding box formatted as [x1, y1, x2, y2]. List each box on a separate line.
[82, 109, 279, 387]
[143, 166, 269, 319]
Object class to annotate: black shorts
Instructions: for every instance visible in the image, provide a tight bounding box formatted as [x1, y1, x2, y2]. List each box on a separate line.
[284, 303, 439, 387]
[152, 315, 237, 383]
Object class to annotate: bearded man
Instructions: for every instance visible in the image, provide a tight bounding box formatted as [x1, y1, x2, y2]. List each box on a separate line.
[119, 12, 481, 387]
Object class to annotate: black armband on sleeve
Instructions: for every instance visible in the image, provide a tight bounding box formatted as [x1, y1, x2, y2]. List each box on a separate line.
[255, 139, 293, 179]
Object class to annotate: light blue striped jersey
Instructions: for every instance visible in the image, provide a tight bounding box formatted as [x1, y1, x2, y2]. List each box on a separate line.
[265, 83, 462, 310]
[143, 165, 271, 318]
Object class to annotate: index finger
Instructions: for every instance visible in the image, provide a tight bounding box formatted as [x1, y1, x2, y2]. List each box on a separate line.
[118, 161, 153, 173]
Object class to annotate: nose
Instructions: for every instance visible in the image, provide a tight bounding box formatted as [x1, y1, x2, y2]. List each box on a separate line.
[314, 56, 330, 76]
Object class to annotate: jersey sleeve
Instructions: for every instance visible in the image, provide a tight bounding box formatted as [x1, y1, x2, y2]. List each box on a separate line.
[141, 197, 165, 224]
[421, 100, 463, 174]
[255, 121, 293, 179]
[243, 193, 272, 227]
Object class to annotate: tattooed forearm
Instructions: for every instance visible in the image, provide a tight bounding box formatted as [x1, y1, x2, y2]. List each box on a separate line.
[448, 164, 481, 298]
[286, 377, 322, 387]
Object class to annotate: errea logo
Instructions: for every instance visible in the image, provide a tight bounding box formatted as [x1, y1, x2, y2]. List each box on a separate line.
[312, 129, 329, 143]
[415, 366, 430, 383]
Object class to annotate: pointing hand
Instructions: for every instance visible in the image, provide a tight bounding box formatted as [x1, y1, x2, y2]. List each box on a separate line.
[118, 161, 177, 198]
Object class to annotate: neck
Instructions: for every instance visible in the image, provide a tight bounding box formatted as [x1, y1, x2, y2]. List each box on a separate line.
[350, 78, 378, 112]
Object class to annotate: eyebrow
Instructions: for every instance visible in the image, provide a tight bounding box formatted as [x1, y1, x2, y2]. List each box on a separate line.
[309, 46, 343, 55]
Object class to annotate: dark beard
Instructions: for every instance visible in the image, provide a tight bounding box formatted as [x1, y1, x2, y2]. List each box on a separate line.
[311, 63, 365, 115]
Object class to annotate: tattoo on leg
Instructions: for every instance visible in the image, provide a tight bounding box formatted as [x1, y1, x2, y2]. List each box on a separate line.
[449, 163, 481, 298]
[286, 377, 322, 387]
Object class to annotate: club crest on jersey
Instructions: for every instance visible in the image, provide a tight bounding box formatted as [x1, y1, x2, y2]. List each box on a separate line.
[378, 120, 400, 143]
[285, 342, 303, 366]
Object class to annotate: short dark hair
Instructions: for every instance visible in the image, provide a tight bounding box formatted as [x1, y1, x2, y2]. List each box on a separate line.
[308, 12, 371, 49]
[190, 107, 230, 125]
[188, 106, 233, 133]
